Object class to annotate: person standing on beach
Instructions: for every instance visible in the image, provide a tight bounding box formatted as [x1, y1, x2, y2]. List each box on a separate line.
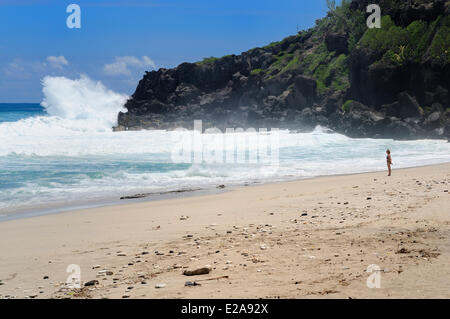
[386, 149, 393, 176]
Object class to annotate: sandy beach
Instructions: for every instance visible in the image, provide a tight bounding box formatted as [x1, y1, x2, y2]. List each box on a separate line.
[0, 163, 449, 299]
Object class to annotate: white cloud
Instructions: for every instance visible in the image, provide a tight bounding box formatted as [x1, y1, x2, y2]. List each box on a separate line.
[3, 56, 69, 78]
[4, 59, 26, 75]
[46, 56, 69, 69]
[3, 58, 46, 79]
[103, 56, 156, 76]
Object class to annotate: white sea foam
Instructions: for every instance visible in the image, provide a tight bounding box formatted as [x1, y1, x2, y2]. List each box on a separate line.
[0, 75, 449, 212]
[41, 75, 128, 128]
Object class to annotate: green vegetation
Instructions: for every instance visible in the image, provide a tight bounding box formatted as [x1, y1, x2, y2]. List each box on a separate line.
[430, 16, 450, 64]
[360, 15, 450, 65]
[302, 43, 334, 75]
[282, 55, 301, 72]
[266, 52, 294, 76]
[297, 43, 349, 95]
[195, 0, 363, 94]
[280, 0, 362, 94]
[250, 68, 264, 75]
[342, 100, 354, 112]
[314, 53, 349, 93]
[196, 54, 234, 65]
[423, 105, 433, 114]
[405, 20, 429, 61]
[196, 56, 219, 65]
[195, 0, 447, 103]
[263, 40, 282, 50]
[221, 54, 233, 59]
[325, 0, 366, 51]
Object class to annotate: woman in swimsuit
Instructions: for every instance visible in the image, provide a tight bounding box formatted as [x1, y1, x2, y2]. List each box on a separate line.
[386, 149, 393, 176]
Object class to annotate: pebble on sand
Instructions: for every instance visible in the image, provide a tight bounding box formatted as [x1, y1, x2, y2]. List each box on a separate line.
[185, 281, 201, 287]
[84, 280, 99, 287]
[183, 266, 212, 276]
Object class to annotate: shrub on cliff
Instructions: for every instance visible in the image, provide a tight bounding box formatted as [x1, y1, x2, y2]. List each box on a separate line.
[360, 14, 449, 66]
[430, 16, 450, 64]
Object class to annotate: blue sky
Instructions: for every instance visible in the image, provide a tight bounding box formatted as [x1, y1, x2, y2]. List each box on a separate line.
[0, 0, 331, 102]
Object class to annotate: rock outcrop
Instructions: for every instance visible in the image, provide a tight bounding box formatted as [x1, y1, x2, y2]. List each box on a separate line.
[117, 0, 449, 140]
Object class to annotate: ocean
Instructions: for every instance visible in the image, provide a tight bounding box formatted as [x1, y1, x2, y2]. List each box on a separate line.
[1, 76, 449, 220]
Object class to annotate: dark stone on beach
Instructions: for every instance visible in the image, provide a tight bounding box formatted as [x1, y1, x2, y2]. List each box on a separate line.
[43, 276, 49, 280]
[217, 185, 226, 189]
[183, 266, 212, 276]
[396, 248, 410, 254]
[84, 280, 99, 287]
[120, 194, 148, 200]
[185, 281, 201, 287]
[301, 213, 308, 216]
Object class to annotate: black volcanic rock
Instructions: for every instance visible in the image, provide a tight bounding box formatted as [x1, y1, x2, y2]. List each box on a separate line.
[117, 0, 449, 140]
[325, 33, 349, 55]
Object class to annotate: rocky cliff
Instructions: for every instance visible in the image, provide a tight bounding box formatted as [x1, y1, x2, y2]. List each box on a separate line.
[117, 0, 450, 140]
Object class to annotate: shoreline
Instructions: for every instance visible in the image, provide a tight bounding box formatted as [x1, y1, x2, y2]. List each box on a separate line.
[1, 161, 449, 223]
[0, 186, 231, 223]
[0, 163, 449, 299]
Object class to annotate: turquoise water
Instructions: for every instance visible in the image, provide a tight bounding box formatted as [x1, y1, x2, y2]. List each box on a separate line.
[1, 101, 450, 218]
[0, 103, 46, 123]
